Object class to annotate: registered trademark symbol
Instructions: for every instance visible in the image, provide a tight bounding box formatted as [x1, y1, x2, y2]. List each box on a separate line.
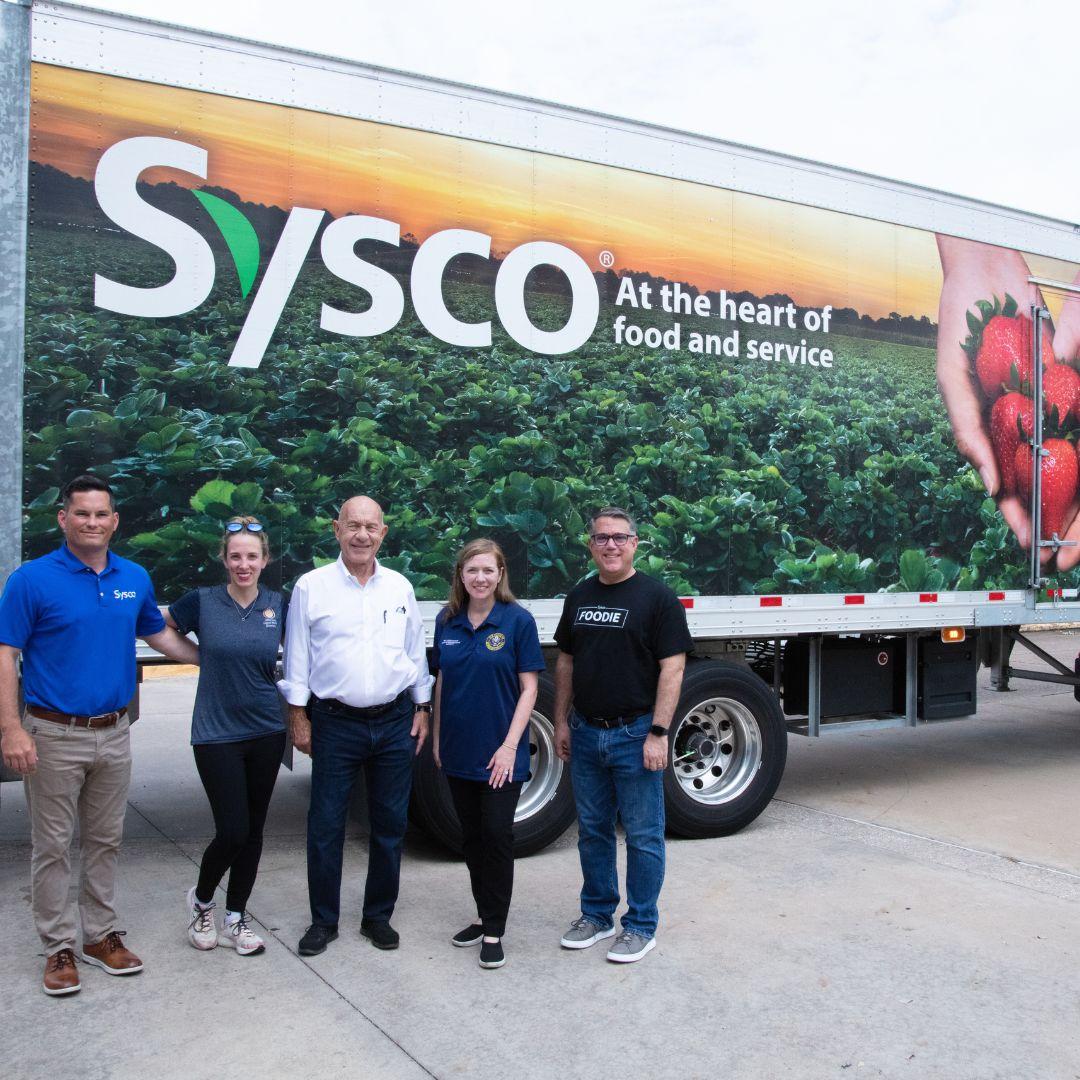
[598, 250, 614, 269]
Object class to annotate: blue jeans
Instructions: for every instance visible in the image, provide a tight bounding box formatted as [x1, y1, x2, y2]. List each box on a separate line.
[307, 696, 415, 928]
[569, 710, 665, 938]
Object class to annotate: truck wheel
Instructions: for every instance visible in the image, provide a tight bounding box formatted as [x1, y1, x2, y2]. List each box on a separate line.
[663, 660, 787, 838]
[410, 673, 576, 856]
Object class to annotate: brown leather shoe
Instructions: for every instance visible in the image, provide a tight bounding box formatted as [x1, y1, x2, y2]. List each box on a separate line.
[43, 948, 81, 996]
[82, 931, 143, 975]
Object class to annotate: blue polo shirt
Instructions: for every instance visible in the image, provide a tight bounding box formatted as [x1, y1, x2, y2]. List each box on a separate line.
[0, 544, 165, 715]
[431, 601, 545, 782]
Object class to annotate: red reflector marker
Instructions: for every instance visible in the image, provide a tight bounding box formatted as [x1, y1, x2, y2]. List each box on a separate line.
[760, 597, 782, 607]
[679, 597, 694, 609]
[919, 593, 938, 603]
[844, 595, 865, 605]
[989, 592, 1005, 601]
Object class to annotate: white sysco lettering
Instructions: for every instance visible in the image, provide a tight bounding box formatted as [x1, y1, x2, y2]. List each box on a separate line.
[94, 137, 215, 318]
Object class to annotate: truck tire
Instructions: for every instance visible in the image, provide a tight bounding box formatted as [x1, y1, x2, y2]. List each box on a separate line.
[663, 659, 787, 838]
[410, 673, 576, 856]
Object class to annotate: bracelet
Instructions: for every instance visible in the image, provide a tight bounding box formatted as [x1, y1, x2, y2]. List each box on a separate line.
[502, 742, 518, 750]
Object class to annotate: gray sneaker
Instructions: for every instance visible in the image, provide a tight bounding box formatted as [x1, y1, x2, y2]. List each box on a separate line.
[560, 916, 616, 949]
[606, 931, 656, 963]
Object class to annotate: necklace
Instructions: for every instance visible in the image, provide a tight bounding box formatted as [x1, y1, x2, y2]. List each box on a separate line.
[227, 587, 259, 621]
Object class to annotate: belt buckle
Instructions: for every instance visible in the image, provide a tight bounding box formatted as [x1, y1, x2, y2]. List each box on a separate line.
[86, 712, 114, 726]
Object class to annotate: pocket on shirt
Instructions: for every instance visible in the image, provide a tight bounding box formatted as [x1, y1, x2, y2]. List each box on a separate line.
[383, 611, 407, 649]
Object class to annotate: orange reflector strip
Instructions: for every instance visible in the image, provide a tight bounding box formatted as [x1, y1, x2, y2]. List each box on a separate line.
[919, 593, 938, 603]
[679, 597, 694, 609]
[760, 597, 782, 607]
[989, 592, 1005, 601]
[844, 595, 865, 605]
[941, 627, 966, 643]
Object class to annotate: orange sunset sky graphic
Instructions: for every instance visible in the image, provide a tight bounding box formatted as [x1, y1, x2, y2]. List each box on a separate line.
[29, 63, 1075, 324]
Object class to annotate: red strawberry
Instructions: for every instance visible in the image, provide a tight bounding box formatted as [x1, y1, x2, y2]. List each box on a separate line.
[990, 392, 1034, 495]
[975, 315, 1054, 397]
[1043, 363, 1080, 425]
[976, 316, 1027, 396]
[1015, 437, 1078, 540]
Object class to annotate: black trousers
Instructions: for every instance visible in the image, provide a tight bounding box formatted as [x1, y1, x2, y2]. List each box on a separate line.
[192, 730, 286, 912]
[446, 775, 522, 937]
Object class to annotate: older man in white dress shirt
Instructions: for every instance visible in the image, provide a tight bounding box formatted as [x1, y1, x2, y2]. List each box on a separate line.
[279, 496, 431, 956]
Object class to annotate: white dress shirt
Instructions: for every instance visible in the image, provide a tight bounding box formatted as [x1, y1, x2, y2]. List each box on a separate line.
[278, 556, 431, 708]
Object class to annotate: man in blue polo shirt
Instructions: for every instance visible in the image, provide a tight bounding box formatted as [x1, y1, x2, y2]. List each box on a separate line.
[0, 474, 199, 997]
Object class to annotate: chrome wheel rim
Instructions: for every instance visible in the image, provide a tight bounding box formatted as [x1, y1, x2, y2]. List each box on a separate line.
[671, 696, 762, 805]
[516, 712, 563, 822]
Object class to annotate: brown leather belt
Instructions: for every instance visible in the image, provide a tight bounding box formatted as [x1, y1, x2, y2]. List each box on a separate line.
[28, 706, 127, 729]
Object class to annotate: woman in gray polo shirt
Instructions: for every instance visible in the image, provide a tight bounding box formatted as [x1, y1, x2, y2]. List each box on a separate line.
[164, 516, 287, 956]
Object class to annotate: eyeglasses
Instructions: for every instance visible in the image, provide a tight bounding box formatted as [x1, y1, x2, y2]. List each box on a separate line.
[225, 521, 264, 534]
[589, 533, 635, 547]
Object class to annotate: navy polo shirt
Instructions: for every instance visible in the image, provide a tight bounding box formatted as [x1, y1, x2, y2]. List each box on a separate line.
[431, 601, 545, 782]
[0, 544, 166, 715]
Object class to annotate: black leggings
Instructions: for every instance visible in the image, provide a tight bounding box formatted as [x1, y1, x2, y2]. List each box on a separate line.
[446, 776, 522, 937]
[192, 731, 286, 912]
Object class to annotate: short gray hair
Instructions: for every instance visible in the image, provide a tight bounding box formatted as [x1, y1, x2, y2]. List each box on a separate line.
[588, 506, 637, 535]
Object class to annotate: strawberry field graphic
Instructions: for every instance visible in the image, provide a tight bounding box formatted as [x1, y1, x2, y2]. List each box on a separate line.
[22, 64, 1080, 600]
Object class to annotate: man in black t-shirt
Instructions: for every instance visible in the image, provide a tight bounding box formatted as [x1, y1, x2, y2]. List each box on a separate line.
[553, 507, 691, 963]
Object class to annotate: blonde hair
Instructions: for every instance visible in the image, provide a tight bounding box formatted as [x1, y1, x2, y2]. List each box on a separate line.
[219, 515, 271, 560]
[446, 538, 516, 615]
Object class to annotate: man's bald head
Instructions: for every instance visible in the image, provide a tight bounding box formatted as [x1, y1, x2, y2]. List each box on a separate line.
[338, 496, 383, 524]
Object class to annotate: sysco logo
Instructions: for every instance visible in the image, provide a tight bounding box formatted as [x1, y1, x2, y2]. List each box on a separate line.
[92, 137, 601, 368]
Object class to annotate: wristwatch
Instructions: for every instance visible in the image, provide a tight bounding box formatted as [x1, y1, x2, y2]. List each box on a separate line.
[415, 703, 432, 713]
[649, 724, 669, 737]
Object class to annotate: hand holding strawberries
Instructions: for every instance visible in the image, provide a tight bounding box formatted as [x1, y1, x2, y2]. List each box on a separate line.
[936, 235, 1077, 566]
[1042, 270, 1080, 571]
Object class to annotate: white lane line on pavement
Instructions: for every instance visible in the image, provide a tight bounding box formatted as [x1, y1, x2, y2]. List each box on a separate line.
[767, 799, 1080, 903]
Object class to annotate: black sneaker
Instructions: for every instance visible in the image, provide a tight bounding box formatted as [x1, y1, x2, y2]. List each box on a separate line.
[451, 923, 484, 948]
[360, 920, 400, 950]
[479, 938, 505, 969]
[298, 924, 338, 956]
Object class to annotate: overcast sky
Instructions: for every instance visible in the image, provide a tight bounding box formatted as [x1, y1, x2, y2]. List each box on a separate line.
[60, 0, 1080, 225]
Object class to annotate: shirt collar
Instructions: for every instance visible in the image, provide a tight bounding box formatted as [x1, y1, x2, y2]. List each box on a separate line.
[336, 554, 382, 586]
[447, 600, 506, 631]
[57, 543, 116, 576]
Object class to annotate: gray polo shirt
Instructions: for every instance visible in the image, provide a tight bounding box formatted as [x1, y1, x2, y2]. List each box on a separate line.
[169, 584, 287, 745]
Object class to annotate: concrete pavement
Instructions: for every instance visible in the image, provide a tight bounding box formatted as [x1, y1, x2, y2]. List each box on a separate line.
[2, 632, 1079, 1079]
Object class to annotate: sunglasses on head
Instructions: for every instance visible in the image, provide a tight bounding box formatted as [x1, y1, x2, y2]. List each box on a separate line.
[225, 521, 265, 534]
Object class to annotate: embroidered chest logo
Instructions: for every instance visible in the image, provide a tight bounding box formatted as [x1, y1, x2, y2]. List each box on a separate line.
[485, 632, 506, 652]
[262, 608, 278, 628]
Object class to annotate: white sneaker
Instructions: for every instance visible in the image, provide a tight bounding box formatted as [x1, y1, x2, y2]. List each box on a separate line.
[219, 913, 265, 956]
[186, 887, 217, 951]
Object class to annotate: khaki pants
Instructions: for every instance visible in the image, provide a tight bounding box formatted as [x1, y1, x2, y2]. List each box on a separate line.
[22, 713, 132, 954]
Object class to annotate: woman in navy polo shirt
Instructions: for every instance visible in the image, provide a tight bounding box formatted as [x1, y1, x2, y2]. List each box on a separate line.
[432, 538, 544, 970]
[164, 516, 287, 957]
